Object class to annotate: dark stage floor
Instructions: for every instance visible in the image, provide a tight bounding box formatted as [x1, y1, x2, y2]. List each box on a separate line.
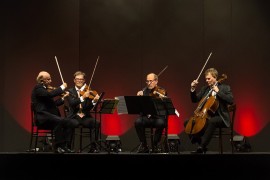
[0, 151, 269, 179]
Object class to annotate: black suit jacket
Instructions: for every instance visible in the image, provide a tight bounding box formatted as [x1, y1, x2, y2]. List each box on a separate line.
[190, 83, 234, 127]
[66, 87, 95, 118]
[31, 84, 65, 125]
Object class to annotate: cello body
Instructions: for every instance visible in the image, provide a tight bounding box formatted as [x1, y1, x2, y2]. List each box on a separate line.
[185, 95, 219, 135]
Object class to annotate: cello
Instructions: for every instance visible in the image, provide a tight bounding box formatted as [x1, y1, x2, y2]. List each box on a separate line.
[185, 74, 227, 135]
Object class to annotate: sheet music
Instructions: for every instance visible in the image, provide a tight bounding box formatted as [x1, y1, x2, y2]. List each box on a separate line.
[115, 96, 128, 114]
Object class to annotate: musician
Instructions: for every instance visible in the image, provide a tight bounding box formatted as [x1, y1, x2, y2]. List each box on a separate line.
[31, 71, 79, 153]
[135, 73, 168, 153]
[66, 71, 101, 153]
[185, 68, 234, 153]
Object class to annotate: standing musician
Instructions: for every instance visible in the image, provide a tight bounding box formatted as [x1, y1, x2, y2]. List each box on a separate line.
[185, 68, 234, 153]
[66, 71, 101, 153]
[31, 71, 79, 153]
[135, 73, 168, 153]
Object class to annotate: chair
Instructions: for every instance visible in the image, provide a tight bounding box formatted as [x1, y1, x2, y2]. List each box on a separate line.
[29, 103, 54, 153]
[71, 126, 93, 152]
[64, 105, 94, 153]
[214, 103, 236, 154]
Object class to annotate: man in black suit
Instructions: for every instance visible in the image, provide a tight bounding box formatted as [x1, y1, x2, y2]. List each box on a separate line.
[31, 71, 79, 153]
[66, 71, 100, 153]
[135, 73, 168, 153]
[185, 68, 234, 153]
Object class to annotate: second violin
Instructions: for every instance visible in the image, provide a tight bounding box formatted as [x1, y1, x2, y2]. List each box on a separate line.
[79, 85, 99, 100]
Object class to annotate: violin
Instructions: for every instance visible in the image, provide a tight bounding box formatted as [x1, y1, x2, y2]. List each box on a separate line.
[46, 85, 74, 98]
[185, 74, 227, 135]
[150, 86, 167, 98]
[46, 85, 57, 92]
[79, 85, 98, 100]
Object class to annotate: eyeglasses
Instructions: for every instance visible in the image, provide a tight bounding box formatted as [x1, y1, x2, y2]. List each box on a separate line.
[146, 79, 156, 84]
[75, 78, 85, 81]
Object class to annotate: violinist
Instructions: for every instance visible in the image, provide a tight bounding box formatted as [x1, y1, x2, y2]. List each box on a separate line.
[31, 71, 79, 153]
[66, 71, 100, 153]
[135, 73, 168, 153]
[185, 68, 234, 154]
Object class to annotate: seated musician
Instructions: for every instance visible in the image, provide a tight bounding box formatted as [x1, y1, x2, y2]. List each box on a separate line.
[184, 68, 234, 154]
[66, 71, 101, 153]
[135, 73, 167, 153]
[31, 71, 79, 153]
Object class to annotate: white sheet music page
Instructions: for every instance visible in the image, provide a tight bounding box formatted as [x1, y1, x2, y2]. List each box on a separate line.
[115, 96, 128, 114]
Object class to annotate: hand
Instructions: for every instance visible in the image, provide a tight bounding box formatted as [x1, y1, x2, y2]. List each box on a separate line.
[212, 85, 219, 93]
[93, 94, 100, 102]
[62, 91, 70, 98]
[62, 83, 67, 89]
[191, 80, 198, 88]
[137, 90, 143, 96]
[191, 80, 198, 91]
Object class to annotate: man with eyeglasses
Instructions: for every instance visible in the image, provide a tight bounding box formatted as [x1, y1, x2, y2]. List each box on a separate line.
[66, 71, 101, 153]
[135, 73, 167, 153]
[31, 71, 79, 153]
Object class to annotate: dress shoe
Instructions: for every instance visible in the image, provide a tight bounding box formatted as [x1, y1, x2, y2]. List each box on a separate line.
[191, 146, 207, 154]
[151, 146, 162, 153]
[54, 147, 65, 154]
[89, 147, 100, 153]
[137, 145, 149, 153]
[63, 147, 75, 153]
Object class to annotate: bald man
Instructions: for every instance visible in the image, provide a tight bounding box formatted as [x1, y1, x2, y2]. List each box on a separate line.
[31, 71, 79, 153]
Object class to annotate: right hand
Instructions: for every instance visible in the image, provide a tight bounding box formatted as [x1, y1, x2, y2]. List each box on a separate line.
[137, 90, 143, 96]
[62, 83, 68, 89]
[191, 80, 198, 90]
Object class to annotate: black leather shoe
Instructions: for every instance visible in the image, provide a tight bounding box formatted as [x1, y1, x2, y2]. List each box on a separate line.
[137, 145, 149, 153]
[54, 147, 65, 154]
[191, 146, 207, 154]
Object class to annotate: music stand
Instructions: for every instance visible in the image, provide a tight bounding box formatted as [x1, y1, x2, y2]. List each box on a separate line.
[116, 96, 176, 153]
[153, 97, 177, 153]
[116, 96, 161, 115]
[98, 98, 119, 153]
[81, 92, 105, 152]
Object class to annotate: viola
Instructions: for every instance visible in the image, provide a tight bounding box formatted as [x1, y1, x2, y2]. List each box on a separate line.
[79, 85, 98, 100]
[185, 74, 227, 135]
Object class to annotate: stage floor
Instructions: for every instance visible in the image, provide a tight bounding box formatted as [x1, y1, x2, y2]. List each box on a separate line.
[0, 151, 269, 179]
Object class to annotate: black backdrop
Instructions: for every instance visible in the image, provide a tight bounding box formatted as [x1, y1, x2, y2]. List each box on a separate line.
[1, 0, 270, 152]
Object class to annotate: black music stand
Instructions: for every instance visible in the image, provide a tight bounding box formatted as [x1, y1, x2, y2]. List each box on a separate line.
[116, 96, 176, 153]
[116, 96, 162, 115]
[153, 97, 177, 153]
[81, 92, 105, 152]
[98, 99, 119, 153]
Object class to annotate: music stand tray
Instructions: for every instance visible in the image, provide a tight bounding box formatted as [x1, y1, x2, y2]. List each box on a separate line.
[99, 99, 119, 114]
[115, 96, 175, 116]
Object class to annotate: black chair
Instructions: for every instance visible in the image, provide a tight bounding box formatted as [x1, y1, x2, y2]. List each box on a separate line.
[29, 103, 54, 153]
[214, 103, 236, 154]
[64, 105, 94, 153]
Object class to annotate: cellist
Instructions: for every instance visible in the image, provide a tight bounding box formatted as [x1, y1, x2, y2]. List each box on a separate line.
[185, 68, 234, 153]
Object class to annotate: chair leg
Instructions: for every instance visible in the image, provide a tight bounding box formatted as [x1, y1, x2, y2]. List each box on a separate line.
[34, 134, 38, 153]
[219, 128, 223, 154]
[150, 128, 154, 151]
[29, 132, 34, 151]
